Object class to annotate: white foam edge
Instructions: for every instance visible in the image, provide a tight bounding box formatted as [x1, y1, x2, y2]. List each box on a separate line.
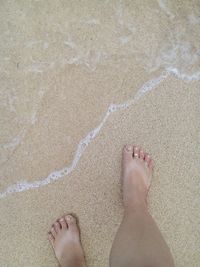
[167, 67, 200, 82]
[0, 70, 170, 199]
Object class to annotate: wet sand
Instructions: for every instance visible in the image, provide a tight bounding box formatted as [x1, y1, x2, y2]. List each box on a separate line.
[0, 1, 200, 266]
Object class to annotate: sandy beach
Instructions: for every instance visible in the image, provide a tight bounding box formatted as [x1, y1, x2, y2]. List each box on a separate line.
[0, 1, 200, 266]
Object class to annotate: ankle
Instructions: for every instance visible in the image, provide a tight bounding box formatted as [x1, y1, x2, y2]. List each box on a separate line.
[124, 198, 148, 214]
[60, 258, 86, 267]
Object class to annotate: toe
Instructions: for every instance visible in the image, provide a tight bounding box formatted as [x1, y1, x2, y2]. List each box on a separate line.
[144, 153, 151, 165]
[123, 144, 134, 161]
[149, 159, 154, 171]
[65, 215, 79, 232]
[48, 232, 55, 246]
[59, 217, 67, 230]
[133, 146, 140, 158]
[139, 149, 145, 160]
[54, 222, 61, 233]
[50, 227, 57, 238]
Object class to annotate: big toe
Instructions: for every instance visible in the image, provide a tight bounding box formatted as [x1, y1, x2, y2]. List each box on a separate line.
[123, 144, 134, 162]
[65, 215, 79, 235]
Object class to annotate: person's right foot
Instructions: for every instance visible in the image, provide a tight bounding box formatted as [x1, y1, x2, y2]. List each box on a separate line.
[48, 214, 86, 267]
[122, 145, 154, 209]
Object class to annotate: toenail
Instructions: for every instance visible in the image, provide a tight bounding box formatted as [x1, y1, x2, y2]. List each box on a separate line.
[66, 215, 74, 221]
[60, 218, 64, 221]
[125, 145, 132, 151]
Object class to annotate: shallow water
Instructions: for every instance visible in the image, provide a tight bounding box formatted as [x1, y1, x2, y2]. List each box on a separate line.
[1, 0, 199, 196]
[0, 1, 200, 266]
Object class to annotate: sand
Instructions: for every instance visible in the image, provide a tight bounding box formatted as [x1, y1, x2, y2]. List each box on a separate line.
[0, 1, 200, 266]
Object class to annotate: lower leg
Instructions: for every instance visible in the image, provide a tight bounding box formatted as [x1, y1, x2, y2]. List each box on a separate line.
[109, 145, 175, 267]
[110, 207, 175, 267]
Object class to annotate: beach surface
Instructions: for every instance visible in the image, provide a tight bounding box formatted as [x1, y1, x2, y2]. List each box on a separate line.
[0, 1, 200, 266]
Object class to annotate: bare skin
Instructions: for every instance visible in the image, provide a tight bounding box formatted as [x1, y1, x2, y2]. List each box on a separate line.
[48, 215, 86, 267]
[109, 145, 175, 267]
[121, 145, 153, 210]
[48, 144, 175, 267]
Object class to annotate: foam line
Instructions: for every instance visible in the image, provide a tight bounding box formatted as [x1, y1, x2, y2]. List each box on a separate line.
[167, 67, 200, 82]
[0, 71, 169, 199]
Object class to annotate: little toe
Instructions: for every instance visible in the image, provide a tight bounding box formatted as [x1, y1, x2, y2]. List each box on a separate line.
[59, 217, 67, 230]
[48, 232, 55, 246]
[144, 153, 151, 165]
[123, 145, 134, 161]
[149, 159, 154, 171]
[133, 146, 140, 158]
[50, 227, 57, 238]
[54, 222, 61, 233]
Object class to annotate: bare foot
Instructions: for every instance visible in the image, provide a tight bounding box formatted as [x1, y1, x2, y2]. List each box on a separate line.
[48, 214, 86, 267]
[122, 145, 154, 209]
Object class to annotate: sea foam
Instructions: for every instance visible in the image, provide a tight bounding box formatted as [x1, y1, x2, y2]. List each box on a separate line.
[0, 71, 169, 199]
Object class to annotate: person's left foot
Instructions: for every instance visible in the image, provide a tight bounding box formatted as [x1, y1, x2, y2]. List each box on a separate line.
[48, 214, 86, 267]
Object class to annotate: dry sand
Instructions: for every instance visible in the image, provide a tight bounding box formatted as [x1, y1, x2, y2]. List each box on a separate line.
[0, 1, 200, 266]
